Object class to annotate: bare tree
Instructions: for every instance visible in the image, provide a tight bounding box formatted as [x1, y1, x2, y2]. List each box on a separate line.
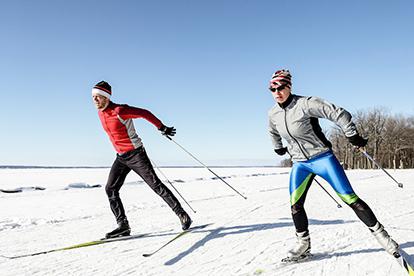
[330, 108, 414, 169]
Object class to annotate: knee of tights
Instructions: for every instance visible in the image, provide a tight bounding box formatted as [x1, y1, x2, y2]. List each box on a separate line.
[349, 199, 368, 211]
[291, 204, 305, 215]
[150, 182, 164, 191]
[106, 189, 119, 198]
[153, 186, 168, 196]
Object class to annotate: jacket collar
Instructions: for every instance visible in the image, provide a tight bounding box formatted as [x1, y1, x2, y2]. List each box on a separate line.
[278, 93, 294, 109]
[99, 101, 114, 113]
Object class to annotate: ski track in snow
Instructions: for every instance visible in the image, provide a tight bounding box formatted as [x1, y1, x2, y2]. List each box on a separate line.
[0, 168, 413, 275]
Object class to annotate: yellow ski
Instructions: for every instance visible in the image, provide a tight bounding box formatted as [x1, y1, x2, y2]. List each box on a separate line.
[395, 250, 414, 276]
[1, 232, 150, 259]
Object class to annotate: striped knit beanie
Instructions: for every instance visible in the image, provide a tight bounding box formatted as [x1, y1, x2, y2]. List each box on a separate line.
[269, 69, 292, 90]
[92, 81, 112, 99]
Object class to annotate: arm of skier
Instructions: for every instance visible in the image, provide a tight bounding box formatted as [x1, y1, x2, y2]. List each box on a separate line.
[305, 97, 367, 147]
[118, 105, 176, 136]
[118, 105, 164, 129]
[305, 96, 358, 136]
[269, 119, 287, 155]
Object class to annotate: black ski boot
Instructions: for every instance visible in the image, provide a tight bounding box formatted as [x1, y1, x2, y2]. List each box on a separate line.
[178, 211, 192, 230]
[105, 219, 131, 239]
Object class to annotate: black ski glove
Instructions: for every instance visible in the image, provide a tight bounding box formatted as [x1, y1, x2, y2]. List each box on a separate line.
[159, 125, 176, 136]
[347, 134, 368, 148]
[274, 147, 288, 156]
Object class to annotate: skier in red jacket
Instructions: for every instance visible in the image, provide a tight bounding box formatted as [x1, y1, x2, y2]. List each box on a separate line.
[92, 81, 192, 239]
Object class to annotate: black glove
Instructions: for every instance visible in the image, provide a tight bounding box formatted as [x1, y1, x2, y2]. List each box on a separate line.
[274, 147, 288, 156]
[159, 125, 176, 136]
[347, 134, 368, 147]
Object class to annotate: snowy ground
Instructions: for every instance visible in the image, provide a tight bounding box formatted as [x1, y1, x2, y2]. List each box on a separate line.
[0, 167, 413, 276]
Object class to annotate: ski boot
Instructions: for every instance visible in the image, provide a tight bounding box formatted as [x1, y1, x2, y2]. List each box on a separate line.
[178, 211, 192, 230]
[105, 218, 131, 239]
[369, 222, 399, 256]
[282, 230, 311, 262]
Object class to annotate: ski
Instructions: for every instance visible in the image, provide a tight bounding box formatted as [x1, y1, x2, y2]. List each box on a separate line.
[394, 249, 414, 276]
[142, 223, 212, 257]
[1, 232, 153, 259]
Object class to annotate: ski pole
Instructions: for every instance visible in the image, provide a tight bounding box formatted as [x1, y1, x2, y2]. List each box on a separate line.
[151, 159, 197, 213]
[314, 178, 342, 208]
[358, 148, 403, 188]
[164, 135, 247, 200]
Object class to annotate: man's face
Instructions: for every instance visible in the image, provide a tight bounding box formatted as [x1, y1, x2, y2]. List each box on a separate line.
[92, 94, 109, 110]
[269, 83, 291, 103]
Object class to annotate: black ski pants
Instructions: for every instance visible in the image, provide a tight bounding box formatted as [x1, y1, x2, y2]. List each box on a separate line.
[105, 146, 183, 224]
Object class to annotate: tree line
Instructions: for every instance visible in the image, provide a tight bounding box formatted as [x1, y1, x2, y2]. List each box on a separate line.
[330, 108, 414, 169]
[279, 108, 414, 169]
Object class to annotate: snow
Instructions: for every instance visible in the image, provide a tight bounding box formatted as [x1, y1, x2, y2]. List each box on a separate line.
[0, 167, 413, 275]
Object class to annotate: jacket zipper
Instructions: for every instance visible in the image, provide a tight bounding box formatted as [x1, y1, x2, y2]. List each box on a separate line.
[283, 109, 310, 160]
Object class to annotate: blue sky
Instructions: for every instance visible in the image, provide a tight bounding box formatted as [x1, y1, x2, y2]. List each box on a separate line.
[1, 0, 413, 166]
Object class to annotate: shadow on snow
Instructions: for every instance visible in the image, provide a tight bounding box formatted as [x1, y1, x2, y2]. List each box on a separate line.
[164, 218, 354, 265]
[311, 241, 414, 263]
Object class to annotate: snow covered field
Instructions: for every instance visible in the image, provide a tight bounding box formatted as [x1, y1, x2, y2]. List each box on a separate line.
[0, 167, 413, 276]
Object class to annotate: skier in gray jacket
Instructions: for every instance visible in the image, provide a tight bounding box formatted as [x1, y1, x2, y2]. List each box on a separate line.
[268, 69, 399, 261]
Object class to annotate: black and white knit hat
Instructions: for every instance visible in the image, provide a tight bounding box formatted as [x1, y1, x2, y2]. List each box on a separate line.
[92, 81, 112, 99]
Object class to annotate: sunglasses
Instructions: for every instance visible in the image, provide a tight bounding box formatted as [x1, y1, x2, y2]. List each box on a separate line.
[269, 83, 288, 93]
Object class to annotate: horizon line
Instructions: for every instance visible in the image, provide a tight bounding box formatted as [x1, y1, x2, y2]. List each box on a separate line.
[0, 165, 283, 169]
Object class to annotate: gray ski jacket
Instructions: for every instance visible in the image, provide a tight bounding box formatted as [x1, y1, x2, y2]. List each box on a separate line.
[268, 94, 358, 161]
